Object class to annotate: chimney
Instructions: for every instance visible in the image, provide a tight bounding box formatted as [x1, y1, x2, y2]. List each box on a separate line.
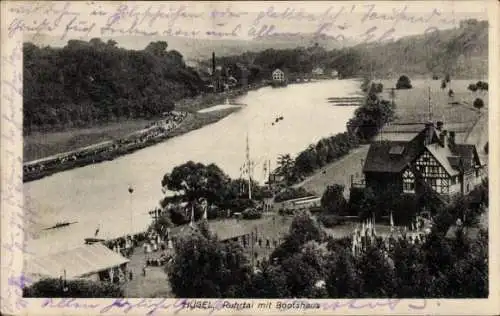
[448, 131, 456, 147]
[424, 121, 434, 145]
[439, 130, 448, 148]
[436, 121, 444, 131]
[212, 52, 216, 74]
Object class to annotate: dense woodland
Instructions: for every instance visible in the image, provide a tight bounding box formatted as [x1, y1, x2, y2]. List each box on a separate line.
[23, 39, 204, 134]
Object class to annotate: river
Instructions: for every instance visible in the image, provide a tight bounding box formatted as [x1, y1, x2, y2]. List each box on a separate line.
[24, 79, 361, 256]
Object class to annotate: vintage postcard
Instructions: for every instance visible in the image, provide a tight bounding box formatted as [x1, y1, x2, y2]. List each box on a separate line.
[1, 1, 499, 315]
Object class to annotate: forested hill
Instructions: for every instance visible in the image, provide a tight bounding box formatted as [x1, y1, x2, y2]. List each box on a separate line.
[354, 19, 488, 78]
[205, 19, 488, 81]
[23, 39, 204, 134]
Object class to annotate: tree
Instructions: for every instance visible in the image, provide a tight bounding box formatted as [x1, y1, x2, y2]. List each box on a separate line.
[467, 83, 478, 92]
[326, 248, 362, 298]
[271, 211, 325, 262]
[395, 75, 412, 89]
[162, 161, 230, 206]
[151, 209, 173, 235]
[476, 81, 488, 91]
[145, 41, 168, 56]
[321, 184, 347, 215]
[23, 278, 123, 298]
[244, 264, 290, 298]
[276, 154, 296, 184]
[168, 231, 252, 298]
[473, 97, 484, 110]
[441, 80, 447, 90]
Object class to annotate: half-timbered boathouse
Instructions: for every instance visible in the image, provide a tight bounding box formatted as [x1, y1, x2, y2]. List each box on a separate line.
[361, 121, 486, 197]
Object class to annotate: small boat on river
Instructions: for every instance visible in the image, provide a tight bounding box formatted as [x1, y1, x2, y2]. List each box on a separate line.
[44, 221, 78, 230]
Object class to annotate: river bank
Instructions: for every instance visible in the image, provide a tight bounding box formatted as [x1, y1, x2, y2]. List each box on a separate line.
[25, 79, 362, 256]
[23, 83, 269, 182]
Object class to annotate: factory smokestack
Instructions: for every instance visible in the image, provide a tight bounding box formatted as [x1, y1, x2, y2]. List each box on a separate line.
[212, 52, 216, 74]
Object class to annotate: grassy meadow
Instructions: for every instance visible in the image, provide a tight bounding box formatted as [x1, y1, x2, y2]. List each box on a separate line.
[23, 107, 240, 162]
[380, 78, 486, 125]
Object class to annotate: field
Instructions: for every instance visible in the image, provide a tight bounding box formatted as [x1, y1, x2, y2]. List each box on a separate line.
[24, 119, 157, 161]
[23, 108, 240, 162]
[379, 78, 486, 129]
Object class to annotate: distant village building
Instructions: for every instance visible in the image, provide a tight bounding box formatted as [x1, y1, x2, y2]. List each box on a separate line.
[361, 122, 486, 197]
[272, 69, 285, 81]
[271, 69, 287, 87]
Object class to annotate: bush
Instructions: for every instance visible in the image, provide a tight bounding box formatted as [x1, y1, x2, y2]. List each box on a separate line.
[476, 81, 488, 91]
[395, 75, 412, 89]
[432, 75, 439, 80]
[448, 89, 455, 98]
[441, 80, 447, 89]
[242, 208, 263, 219]
[321, 184, 347, 215]
[317, 214, 345, 228]
[23, 278, 123, 298]
[369, 82, 384, 94]
[473, 98, 484, 110]
[226, 198, 256, 213]
[445, 74, 451, 83]
[467, 83, 478, 92]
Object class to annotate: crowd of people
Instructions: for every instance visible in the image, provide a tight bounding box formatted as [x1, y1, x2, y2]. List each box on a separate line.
[23, 111, 188, 181]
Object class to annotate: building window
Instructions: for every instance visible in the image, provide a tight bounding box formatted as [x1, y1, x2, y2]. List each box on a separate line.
[403, 169, 415, 193]
[403, 181, 415, 193]
[429, 178, 437, 190]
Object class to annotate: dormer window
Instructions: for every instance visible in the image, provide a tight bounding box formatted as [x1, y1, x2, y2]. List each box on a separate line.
[389, 145, 405, 156]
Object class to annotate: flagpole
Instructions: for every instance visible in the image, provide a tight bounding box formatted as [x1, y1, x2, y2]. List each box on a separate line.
[246, 133, 252, 200]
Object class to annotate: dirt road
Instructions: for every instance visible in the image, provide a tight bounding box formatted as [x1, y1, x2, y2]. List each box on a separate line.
[294, 145, 370, 198]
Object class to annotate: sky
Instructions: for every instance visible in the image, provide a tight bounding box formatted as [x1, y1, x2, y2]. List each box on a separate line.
[17, 1, 489, 49]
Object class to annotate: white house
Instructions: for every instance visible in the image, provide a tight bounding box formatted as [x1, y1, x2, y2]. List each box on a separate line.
[272, 69, 286, 82]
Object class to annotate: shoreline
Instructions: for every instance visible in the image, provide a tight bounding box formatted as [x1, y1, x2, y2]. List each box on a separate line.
[22, 83, 268, 183]
[22, 78, 348, 183]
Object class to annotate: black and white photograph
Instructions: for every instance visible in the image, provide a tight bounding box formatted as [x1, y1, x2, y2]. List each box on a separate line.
[3, 0, 496, 312]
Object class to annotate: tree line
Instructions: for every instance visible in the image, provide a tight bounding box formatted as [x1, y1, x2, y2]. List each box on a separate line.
[23, 39, 205, 134]
[203, 20, 487, 85]
[274, 83, 394, 186]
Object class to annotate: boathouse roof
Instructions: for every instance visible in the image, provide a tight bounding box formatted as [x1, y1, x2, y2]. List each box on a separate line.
[25, 243, 129, 281]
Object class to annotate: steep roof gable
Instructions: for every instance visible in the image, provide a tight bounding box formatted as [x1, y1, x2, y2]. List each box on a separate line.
[363, 127, 434, 173]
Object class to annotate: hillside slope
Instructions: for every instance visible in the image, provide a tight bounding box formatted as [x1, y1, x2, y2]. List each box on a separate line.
[355, 19, 488, 78]
[205, 19, 488, 81]
[23, 39, 204, 134]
